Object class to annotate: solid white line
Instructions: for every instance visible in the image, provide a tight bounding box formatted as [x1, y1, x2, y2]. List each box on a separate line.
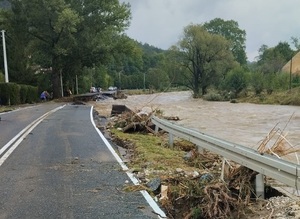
[0, 105, 37, 116]
[90, 106, 166, 218]
[0, 110, 52, 156]
[0, 105, 65, 166]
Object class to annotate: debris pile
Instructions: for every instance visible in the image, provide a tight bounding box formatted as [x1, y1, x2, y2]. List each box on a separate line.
[108, 105, 167, 134]
[257, 123, 300, 161]
[104, 106, 300, 219]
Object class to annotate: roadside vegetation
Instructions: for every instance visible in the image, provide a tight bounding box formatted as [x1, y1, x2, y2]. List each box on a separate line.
[0, 1, 299, 105]
[104, 107, 299, 218]
[0, 105, 14, 113]
[203, 83, 300, 106]
[1, 1, 300, 217]
[238, 87, 300, 105]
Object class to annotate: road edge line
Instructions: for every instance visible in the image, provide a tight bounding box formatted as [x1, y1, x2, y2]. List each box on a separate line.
[90, 106, 167, 219]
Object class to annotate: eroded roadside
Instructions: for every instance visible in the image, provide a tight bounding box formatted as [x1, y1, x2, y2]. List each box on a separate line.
[93, 91, 300, 159]
[92, 91, 300, 219]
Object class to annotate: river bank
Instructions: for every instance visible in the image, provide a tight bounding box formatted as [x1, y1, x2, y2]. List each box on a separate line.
[93, 91, 300, 218]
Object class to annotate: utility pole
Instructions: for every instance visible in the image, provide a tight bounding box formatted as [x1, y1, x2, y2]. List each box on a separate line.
[289, 56, 293, 91]
[76, 75, 78, 95]
[60, 70, 63, 97]
[2, 30, 8, 83]
[143, 72, 146, 90]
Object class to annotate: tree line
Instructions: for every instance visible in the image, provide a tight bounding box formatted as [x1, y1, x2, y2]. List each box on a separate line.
[0, 0, 299, 99]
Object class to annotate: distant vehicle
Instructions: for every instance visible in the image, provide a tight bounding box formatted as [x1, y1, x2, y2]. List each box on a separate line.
[90, 87, 97, 93]
[108, 86, 117, 91]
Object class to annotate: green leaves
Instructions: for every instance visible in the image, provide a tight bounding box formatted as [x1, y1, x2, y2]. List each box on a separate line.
[2, 0, 131, 97]
[176, 24, 236, 97]
[223, 67, 248, 96]
[203, 18, 247, 65]
[257, 42, 294, 73]
[54, 8, 81, 34]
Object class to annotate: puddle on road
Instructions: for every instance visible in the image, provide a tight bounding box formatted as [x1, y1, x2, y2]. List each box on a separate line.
[94, 91, 300, 163]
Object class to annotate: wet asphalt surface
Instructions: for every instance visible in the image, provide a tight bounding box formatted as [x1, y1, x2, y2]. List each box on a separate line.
[0, 103, 63, 148]
[0, 104, 161, 219]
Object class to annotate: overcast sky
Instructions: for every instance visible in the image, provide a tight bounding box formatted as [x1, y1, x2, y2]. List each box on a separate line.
[120, 0, 300, 61]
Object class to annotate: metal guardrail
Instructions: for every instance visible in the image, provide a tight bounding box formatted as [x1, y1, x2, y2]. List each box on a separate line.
[151, 116, 300, 189]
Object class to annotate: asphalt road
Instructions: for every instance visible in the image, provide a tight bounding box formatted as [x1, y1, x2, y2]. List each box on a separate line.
[0, 103, 63, 147]
[0, 103, 164, 219]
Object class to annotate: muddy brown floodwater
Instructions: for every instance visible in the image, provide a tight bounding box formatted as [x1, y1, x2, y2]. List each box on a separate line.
[94, 91, 300, 163]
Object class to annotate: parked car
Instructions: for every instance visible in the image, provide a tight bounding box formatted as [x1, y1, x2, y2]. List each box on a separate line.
[108, 86, 117, 91]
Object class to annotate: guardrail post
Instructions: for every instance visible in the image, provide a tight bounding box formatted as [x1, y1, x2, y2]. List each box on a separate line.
[255, 173, 265, 199]
[221, 158, 226, 181]
[151, 115, 300, 190]
[155, 125, 159, 134]
[169, 133, 174, 148]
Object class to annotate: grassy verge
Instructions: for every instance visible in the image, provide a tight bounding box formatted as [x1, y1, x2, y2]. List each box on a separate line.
[203, 87, 300, 106]
[238, 88, 300, 105]
[0, 106, 15, 113]
[110, 128, 245, 218]
[111, 129, 196, 174]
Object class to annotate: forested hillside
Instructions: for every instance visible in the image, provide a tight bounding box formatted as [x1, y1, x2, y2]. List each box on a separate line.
[0, 0, 299, 100]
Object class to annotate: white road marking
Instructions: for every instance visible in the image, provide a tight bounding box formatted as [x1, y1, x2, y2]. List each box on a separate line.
[90, 106, 167, 219]
[0, 105, 65, 166]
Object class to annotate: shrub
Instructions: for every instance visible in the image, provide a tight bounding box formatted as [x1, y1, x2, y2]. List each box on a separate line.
[223, 67, 248, 96]
[250, 72, 264, 95]
[274, 73, 289, 91]
[0, 83, 19, 105]
[0, 83, 38, 105]
[27, 86, 38, 103]
[20, 85, 29, 104]
[7, 83, 20, 105]
[292, 74, 300, 88]
[203, 91, 223, 101]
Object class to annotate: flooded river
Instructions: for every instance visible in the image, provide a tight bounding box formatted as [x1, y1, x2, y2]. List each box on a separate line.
[94, 91, 300, 162]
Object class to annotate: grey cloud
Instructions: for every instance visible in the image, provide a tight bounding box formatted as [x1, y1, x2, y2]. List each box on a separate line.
[122, 0, 300, 61]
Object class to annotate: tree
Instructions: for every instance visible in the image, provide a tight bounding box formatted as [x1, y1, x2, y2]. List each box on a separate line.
[274, 42, 295, 61]
[147, 68, 170, 91]
[175, 24, 236, 97]
[0, 1, 36, 85]
[291, 37, 300, 51]
[1, 0, 131, 98]
[203, 18, 247, 65]
[163, 48, 188, 87]
[257, 42, 294, 73]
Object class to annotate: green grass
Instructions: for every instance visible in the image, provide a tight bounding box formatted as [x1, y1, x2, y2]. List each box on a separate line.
[111, 129, 196, 173]
[0, 106, 15, 113]
[238, 87, 300, 106]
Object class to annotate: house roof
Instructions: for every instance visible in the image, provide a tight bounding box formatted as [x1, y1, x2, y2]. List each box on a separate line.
[282, 51, 300, 74]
